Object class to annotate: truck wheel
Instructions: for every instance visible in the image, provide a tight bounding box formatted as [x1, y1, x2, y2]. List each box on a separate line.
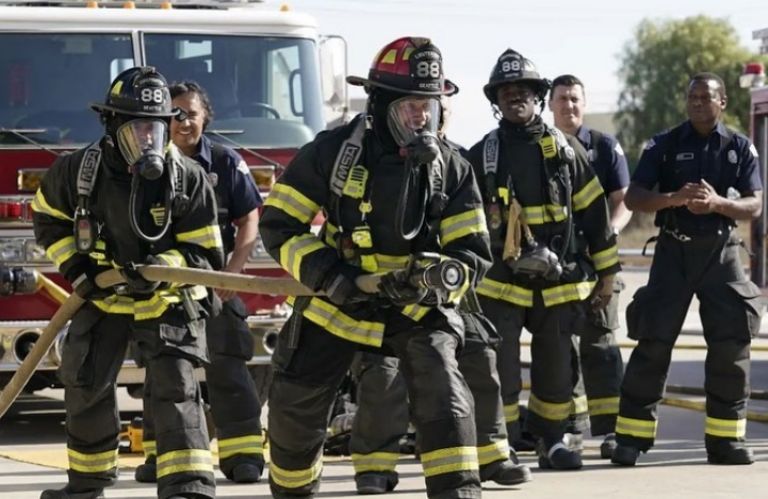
[248, 365, 272, 407]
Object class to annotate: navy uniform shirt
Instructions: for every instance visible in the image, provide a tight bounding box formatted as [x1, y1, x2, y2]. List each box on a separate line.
[632, 120, 762, 233]
[192, 134, 263, 254]
[575, 125, 630, 195]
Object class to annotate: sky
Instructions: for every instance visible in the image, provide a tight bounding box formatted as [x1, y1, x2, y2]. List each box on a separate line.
[288, 0, 768, 146]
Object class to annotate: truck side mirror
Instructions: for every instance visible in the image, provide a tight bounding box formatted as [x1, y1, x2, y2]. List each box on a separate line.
[319, 35, 349, 127]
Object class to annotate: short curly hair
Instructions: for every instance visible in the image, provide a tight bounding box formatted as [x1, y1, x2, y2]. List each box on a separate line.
[169, 80, 214, 129]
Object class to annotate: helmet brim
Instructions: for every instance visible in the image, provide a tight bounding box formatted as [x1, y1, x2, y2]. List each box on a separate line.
[347, 75, 458, 97]
[483, 78, 549, 103]
[90, 102, 180, 118]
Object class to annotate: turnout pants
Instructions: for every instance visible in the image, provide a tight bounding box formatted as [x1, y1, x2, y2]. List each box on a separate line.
[142, 297, 264, 477]
[268, 312, 481, 499]
[570, 275, 624, 435]
[350, 313, 510, 480]
[58, 303, 214, 499]
[480, 293, 575, 445]
[617, 232, 761, 451]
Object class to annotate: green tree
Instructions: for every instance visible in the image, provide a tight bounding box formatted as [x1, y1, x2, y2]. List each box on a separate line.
[615, 15, 766, 168]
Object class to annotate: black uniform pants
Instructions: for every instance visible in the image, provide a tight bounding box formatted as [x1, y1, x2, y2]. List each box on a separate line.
[480, 293, 574, 444]
[142, 296, 264, 477]
[350, 314, 510, 480]
[570, 275, 624, 436]
[267, 313, 481, 499]
[617, 232, 760, 451]
[58, 303, 214, 499]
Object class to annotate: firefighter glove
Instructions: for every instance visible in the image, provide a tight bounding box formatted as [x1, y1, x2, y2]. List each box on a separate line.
[322, 263, 369, 306]
[121, 255, 167, 294]
[72, 265, 113, 301]
[378, 270, 428, 307]
[590, 273, 616, 311]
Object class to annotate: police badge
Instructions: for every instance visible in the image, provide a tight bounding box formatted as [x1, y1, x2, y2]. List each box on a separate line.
[727, 149, 737, 164]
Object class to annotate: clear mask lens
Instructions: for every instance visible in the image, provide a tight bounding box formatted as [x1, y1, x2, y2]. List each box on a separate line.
[386, 96, 441, 147]
[116, 118, 167, 166]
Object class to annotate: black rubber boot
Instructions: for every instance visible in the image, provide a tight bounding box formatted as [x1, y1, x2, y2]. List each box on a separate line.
[706, 439, 754, 465]
[40, 486, 104, 499]
[231, 462, 263, 483]
[599, 433, 617, 459]
[537, 440, 583, 470]
[480, 459, 532, 485]
[134, 454, 157, 483]
[355, 472, 398, 495]
[611, 444, 641, 466]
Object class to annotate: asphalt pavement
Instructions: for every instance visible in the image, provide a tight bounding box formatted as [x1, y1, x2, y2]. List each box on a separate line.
[1, 268, 768, 498]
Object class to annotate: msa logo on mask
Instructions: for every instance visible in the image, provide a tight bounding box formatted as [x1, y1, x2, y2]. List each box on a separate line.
[150, 205, 166, 227]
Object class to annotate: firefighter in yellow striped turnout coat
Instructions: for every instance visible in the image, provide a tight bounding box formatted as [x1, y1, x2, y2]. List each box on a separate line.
[32, 67, 223, 499]
[467, 49, 620, 470]
[259, 37, 491, 499]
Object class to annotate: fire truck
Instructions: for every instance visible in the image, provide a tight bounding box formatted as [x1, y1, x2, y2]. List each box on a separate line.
[0, 0, 348, 399]
[747, 27, 768, 286]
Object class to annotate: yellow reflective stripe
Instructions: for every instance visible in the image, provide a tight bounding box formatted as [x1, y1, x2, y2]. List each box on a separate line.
[302, 298, 385, 347]
[522, 204, 567, 225]
[67, 448, 118, 473]
[591, 245, 619, 271]
[156, 249, 187, 268]
[217, 434, 264, 459]
[91, 285, 207, 320]
[477, 440, 509, 466]
[528, 394, 572, 421]
[352, 452, 399, 473]
[279, 234, 327, 281]
[176, 225, 222, 250]
[440, 208, 487, 245]
[265, 183, 319, 225]
[541, 281, 595, 307]
[504, 403, 520, 423]
[143, 440, 157, 458]
[401, 304, 431, 322]
[32, 188, 73, 221]
[571, 395, 588, 415]
[616, 416, 657, 439]
[588, 397, 619, 416]
[705, 417, 746, 439]
[477, 278, 533, 307]
[381, 48, 398, 64]
[572, 177, 604, 211]
[46, 236, 78, 268]
[420, 446, 478, 477]
[269, 458, 323, 488]
[375, 253, 410, 272]
[157, 448, 213, 479]
[322, 221, 339, 247]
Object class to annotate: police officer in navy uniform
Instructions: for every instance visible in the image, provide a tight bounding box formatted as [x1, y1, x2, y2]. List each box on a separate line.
[135, 81, 265, 484]
[467, 49, 620, 471]
[549, 74, 631, 458]
[612, 72, 764, 466]
[33, 67, 223, 499]
[259, 36, 490, 498]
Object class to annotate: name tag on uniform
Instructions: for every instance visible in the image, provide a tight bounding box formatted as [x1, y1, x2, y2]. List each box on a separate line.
[675, 152, 695, 161]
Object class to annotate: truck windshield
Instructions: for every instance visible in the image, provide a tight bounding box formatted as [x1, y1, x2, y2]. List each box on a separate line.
[144, 34, 324, 148]
[0, 33, 134, 147]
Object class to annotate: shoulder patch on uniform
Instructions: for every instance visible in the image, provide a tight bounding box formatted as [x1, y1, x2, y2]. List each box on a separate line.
[236, 160, 250, 176]
[643, 138, 656, 151]
[750, 143, 759, 158]
[614, 142, 625, 157]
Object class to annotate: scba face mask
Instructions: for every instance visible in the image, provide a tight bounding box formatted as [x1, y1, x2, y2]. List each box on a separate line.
[387, 96, 442, 163]
[116, 118, 168, 180]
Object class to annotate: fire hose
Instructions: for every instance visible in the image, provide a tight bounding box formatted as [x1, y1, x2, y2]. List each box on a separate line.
[0, 257, 464, 420]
